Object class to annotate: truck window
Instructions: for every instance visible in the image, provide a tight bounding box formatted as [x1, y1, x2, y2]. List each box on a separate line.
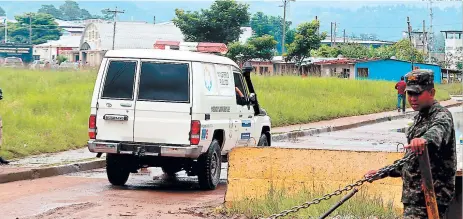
[101, 60, 137, 100]
[233, 72, 248, 105]
[138, 62, 189, 102]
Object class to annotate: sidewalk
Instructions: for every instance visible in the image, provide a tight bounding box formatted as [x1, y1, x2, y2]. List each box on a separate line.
[271, 98, 462, 141]
[0, 148, 105, 183]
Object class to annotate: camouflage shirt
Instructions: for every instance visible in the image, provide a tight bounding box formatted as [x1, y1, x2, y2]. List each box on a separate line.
[388, 100, 457, 206]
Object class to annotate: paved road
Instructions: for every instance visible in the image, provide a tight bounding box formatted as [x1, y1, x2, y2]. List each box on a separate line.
[273, 106, 463, 172]
[0, 166, 229, 219]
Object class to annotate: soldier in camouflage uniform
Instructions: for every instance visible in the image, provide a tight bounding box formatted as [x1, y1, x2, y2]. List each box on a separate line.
[366, 70, 457, 218]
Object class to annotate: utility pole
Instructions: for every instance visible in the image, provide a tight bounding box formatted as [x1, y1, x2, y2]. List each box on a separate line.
[407, 16, 414, 70]
[29, 14, 32, 44]
[423, 20, 426, 55]
[4, 12, 7, 44]
[105, 6, 125, 50]
[334, 22, 337, 46]
[330, 22, 333, 47]
[280, 0, 294, 54]
[315, 16, 319, 36]
[343, 29, 346, 43]
[428, 0, 433, 63]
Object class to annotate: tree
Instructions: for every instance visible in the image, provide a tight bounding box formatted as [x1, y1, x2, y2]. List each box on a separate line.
[226, 41, 256, 63]
[286, 20, 326, 69]
[392, 39, 425, 63]
[38, 5, 63, 19]
[57, 55, 68, 64]
[7, 13, 61, 45]
[0, 6, 5, 16]
[100, 9, 113, 20]
[249, 12, 294, 54]
[59, 0, 82, 20]
[337, 43, 369, 58]
[226, 34, 277, 63]
[173, 0, 250, 44]
[311, 44, 340, 58]
[247, 35, 277, 61]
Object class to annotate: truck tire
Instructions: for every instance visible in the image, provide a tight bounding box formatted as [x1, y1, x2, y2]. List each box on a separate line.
[106, 154, 130, 186]
[197, 139, 222, 190]
[257, 133, 269, 146]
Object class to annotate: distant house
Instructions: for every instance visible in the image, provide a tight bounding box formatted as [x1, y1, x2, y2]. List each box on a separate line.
[33, 35, 81, 62]
[354, 59, 442, 84]
[250, 56, 359, 78]
[79, 21, 184, 66]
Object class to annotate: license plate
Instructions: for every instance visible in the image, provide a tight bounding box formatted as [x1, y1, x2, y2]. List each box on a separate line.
[103, 114, 128, 121]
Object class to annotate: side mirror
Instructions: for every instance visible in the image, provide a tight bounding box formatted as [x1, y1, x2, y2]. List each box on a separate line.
[249, 93, 256, 104]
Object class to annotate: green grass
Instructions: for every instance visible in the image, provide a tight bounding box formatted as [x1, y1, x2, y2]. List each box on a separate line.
[436, 83, 463, 95]
[252, 75, 450, 127]
[0, 68, 96, 159]
[222, 187, 400, 219]
[0, 69, 452, 159]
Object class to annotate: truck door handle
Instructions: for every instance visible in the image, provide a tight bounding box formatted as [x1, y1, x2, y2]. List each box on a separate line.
[239, 114, 243, 118]
[120, 103, 132, 107]
[248, 115, 252, 118]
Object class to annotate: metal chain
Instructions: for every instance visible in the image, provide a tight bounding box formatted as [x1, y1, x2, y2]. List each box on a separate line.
[261, 153, 415, 219]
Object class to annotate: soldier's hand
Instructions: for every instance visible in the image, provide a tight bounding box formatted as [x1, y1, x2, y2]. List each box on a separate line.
[404, 138, 427, 155]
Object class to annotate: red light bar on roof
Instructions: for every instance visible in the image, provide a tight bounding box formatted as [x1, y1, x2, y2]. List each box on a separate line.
[153, 40, 180, 50]
[197, 42, 228, 54]
[153, 41, 228, 54]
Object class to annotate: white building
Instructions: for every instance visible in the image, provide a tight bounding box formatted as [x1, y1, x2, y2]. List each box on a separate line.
[402, 31, 429, 54]
[441, 30, 463, 69]
[33, 35, 81, 62]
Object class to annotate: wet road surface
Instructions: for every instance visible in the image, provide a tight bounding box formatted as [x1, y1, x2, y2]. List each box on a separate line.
[2, 107, 461, 218]
[274, 106, 463, 152]
[0, 165, 229, 219]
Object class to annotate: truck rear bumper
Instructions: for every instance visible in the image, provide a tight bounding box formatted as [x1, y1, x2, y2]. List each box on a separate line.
[87, 140, 203, 158]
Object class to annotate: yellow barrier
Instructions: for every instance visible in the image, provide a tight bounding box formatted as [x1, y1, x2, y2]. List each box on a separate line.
[225, 147, 406, 211]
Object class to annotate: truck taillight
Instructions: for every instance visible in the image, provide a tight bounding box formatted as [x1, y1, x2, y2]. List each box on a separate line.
[89, 114, 96, 139]
[190, 120, 201, 145]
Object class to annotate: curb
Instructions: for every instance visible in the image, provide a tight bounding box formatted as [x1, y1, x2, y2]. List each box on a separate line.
[0, 159, 106, 184]
[271, 102, 462, 142]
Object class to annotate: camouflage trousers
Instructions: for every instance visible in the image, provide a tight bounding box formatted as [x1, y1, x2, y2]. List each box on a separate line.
[403, 204, 448, 219]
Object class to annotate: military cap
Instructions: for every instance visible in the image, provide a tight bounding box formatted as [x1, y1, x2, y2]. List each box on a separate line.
[405, 69, 434, 93]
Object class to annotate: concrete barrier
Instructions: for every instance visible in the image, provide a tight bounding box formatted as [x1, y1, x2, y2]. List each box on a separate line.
[225, 147, 405, 212]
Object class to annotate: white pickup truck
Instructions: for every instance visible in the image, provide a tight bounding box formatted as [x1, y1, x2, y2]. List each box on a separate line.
[87, 49, 272, 190]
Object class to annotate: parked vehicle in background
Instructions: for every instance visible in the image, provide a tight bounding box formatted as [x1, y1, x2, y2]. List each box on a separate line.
[2, 57, 24, 68]
[58, 61, 79, 71]
[29, 60, 46, 70]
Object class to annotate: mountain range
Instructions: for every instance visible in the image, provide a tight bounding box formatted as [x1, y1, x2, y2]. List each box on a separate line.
[1, 0, 462, 42]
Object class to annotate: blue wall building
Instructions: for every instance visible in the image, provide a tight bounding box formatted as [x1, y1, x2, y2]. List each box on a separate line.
[354, 59, 442, 84]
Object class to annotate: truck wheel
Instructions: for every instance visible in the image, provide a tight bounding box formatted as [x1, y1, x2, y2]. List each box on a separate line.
[197, 139, 222, 190]
[106, 154, 130, 186]
[257, 133, 269, 146]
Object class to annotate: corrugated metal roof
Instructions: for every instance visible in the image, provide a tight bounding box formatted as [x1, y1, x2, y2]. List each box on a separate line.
[35, 35, 81, 48]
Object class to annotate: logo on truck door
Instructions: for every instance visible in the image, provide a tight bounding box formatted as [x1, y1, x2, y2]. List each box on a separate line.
[204, 65, 213, 91]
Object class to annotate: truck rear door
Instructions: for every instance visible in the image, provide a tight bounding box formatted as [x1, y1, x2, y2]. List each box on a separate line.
[96, 59, 138, 142]
[133, 60, 192, 145]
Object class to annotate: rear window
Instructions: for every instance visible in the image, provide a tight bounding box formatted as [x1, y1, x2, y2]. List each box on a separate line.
[101, 60, 137, 99]
[138, 62, 189, 102]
